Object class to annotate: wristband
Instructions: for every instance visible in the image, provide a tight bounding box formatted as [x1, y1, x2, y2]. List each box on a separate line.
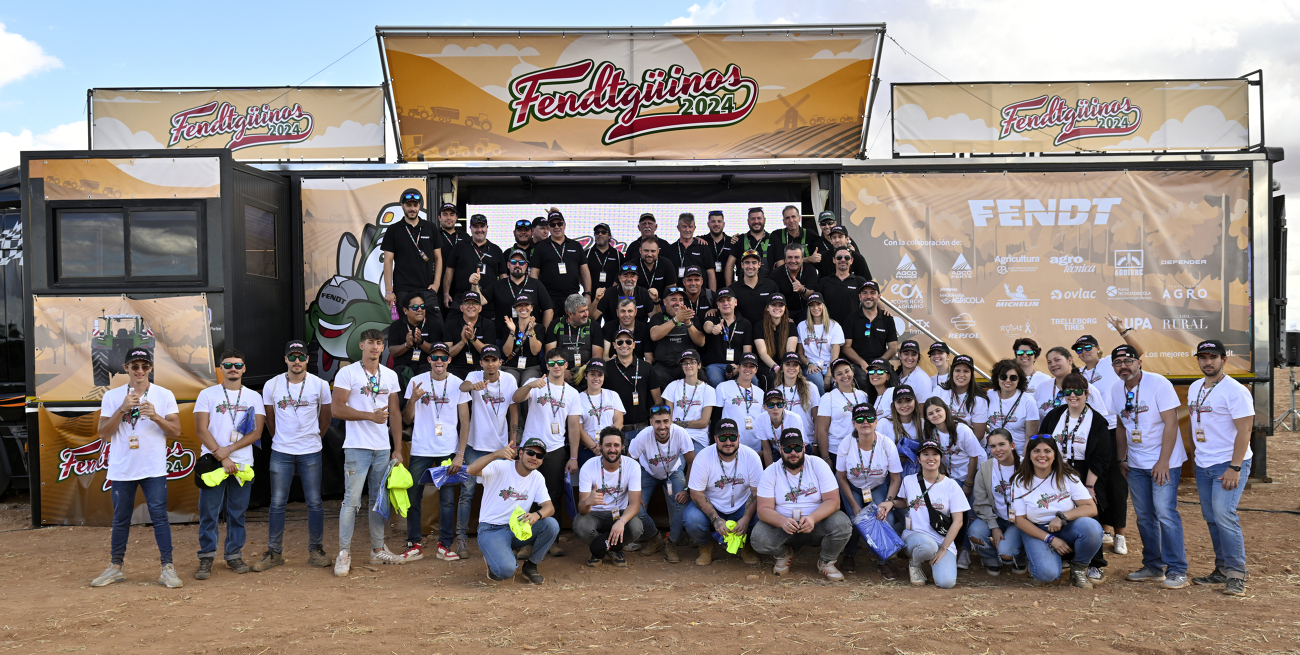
[1044, 534, 1055, 544]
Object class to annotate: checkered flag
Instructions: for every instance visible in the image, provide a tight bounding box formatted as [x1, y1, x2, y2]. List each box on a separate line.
[0, 222, 22, 265]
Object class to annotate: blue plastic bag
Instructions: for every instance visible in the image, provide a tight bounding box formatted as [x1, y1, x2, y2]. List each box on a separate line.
[853, 503, 905, 562]
[562, 469, 578, 519]
[371, 459, 397, 520]
[420, 464, 470, 489]
[897, 437, 920, 478]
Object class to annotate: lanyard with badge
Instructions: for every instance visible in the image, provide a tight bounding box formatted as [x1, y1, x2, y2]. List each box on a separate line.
[484, 375, 504, 418]
[709, 235, 727, 273]
[405, 222, 428, 262]
[616, 360, 642, 406]
[592, 247, 616, 284]
[782, 464, 805, 508]
[472, 242, 490, 276]
[676, 242, 690, 278]
[639, 261, 659, 289]
[719, 449, 741, 508]
[601, 461, 624, 519]
[1193, 375, 1223, 443]
[551, 239, 569, 275]
[544, 381, 567, 437]
[1057, 407, 1087, 460]
[740, 385, 756, 430]
[854, 436, 878, 488]
[431, 377, 450, 436]
[279, 374, 308, 415]
[563, 322, 589, 367]
[408, 320, 426, 362]
[721, 319, 737, 362]
[678, 382, 701, 425]
[1126, 379, 1144, 443]
[222, 386, 243, 446]
[123, 385, 150, 450]
[995, 464, 1014, 521]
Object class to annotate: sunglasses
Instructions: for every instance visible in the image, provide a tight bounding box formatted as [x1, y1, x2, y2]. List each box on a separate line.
[1125, 390, 1135, 412]
[853, 415, 877, 424]
[402, 193, 422, 202]
[741, 249, 760, 258]
[429, 354, 450, 362]
[128, 363, 152, 371]
[1073, 344, 1096, 353]
[1015, 349, 1036, 356]
[781, 443, 805, 454]
[834, 256, 852, 261]
[509, 259, 528, 266]
[614, 339, 633, 346]
[764, 401, 785, 409]
[287, 354, 308, 363]
[406, 304, 426, 311]
[1060, 388, 1087, 396]
[221, 362, 245, 370]
[620, 264, 639, 272]
[548, 220, 565, 226]
[716, 433, 739, 443]
[594, 229, 610, 235]
[650, 405, 673, 414]
[521, 449, 545, 459]
[999, 373, 1019, 382]
[547, 359, 568, 367]
[867, 368, 888, 376]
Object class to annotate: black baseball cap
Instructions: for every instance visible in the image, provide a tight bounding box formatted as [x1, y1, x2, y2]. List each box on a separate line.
[513, 294, 533, 307]
[763, 388, 785, 403]
[126, 347, 153, 364]
[738, 352, 759, 366]
[480, 345, 501, 360]
[439, 202, 456, 213]
[469, 213, 488, 226]
[894, 384, 916, 400]
[779, 427, 804, 446]
[918, 439, 944, 454]
[852, 402, 877, 420]
[952, 354, 974, 369]
[806, 292, 824, 305]
[766, 293, 786, 306]
[716, 417, 739, 435]
[514, 219, 533, 230]
[829, 226, 849, 236]
[929, 341, 951, 354]
[586, 359, 606, 373]
[716, 288, 735, 301]
[1195, 339, 1227, 356]
[868, 358, 890, 371]
[521, 437, 547, 451]
[899, 339, 920, 353]
[782, 352, 802, 365]
[547, 210, 564, 224]
[1074, 334, 1100, 348]
[740, 249, 761, 262]
[458, 290, 482, 305]
[429, 342, 450, 354]
[678, 349, 700, 363]
[593, 222, 611, 234]
[638, 212, 656, 222]
[1112, 344, 1140, 360]
[400, 188, 423, 204]
[285, 340, 308, 356]
[508, 249, 530, 262]
[683, 266, 703, 279]
[860, 280, 880, 292]
[614, 327, 635, 339]
[531, 217, 548, 228]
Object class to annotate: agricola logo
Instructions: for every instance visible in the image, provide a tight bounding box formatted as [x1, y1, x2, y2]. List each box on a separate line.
[168, 101, 314, 151]
[508, 60, 758, 145]
[999, 95, 1141, 146]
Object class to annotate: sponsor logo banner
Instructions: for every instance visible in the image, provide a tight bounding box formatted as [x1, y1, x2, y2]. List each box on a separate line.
[91, 87, 385, 161]
[893, 79, 1248, 155]
[381, 28, 881, 160]
[846, 169, 1251, 376]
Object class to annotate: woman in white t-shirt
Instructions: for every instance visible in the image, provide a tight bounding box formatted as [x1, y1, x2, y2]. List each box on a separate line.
[796, 294, 842, 392]
[576, 361, 625, 468]
[755, 388, 806, 467]
[660, 350, 715, 454]
[774, 353, 820, 441]
[895, 340, 935, 400]
[928, 341, 951, 392]
[984, 359, 1040, 456]
[835, 403, 903, 579]
[921, 396, 985, 571]
[1012, 435, 1104, 588]
[865, 358, 896, 419]
[934, 354, 988, 441]
[814, 358, 868, 466]
[967, 428, 1025, 576]
[899, 438, 968, 588]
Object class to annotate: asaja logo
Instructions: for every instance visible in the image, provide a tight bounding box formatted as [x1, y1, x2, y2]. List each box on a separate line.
[999, 95, 1142, 146]
[895, 253, 918, 279]
[1115, 250, 1144, 277]
[508, 60, 759, 145]
[169, 101, 314, 151]
[949, 254, 973, 279]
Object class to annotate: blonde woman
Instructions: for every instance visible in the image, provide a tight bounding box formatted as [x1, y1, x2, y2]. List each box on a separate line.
[796, 293, 843, 392]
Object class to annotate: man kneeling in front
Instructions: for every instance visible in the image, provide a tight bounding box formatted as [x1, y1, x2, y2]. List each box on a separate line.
[752, 427, 852, 581]
[465, 438, 558, 584]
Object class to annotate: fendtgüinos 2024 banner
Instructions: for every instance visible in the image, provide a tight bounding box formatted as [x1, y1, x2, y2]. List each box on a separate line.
[379, 27, 882, 160]
[843, 169, 1251, 377]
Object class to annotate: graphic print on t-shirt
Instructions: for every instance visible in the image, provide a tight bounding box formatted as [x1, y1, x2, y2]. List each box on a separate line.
[784, 482, 819, 503]
[645, 447, 676, 469]
[848, 460, 884, 480]
[1034, 490, 1072, 509]
[908, 495, 946, 512]
[498, 486, 530, 502]
[1118, 399, 1149, 423]
[713, 474, 747, 491]
[993, 477, 1013, 496]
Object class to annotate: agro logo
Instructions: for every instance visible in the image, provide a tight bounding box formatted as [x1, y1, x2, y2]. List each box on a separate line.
[169, 101, 314, 150]
[508, 60, 759, 145]
[999, 95, 1141, 146]
[57, 439, 197, 492]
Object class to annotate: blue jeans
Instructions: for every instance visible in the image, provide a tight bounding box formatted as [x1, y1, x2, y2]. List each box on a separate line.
[457, 448, 490, 540]
[198, 474, 254, 561]
[841, 483, 899, 558]
[1022, 517, 1104, 582]
[110, 476, 172, 566]
[705, 363, 729, 388]
[638, 467, 687, 542]
[478, 517, 560, 580]
[1195, 458, 1252, 578]
[804, 364, 826, 393]
[683, 502, 749, 546]
[406, 454, 462, 548]
[1127, 466, 1187, 575]
[267, 449, 324, 553]
[340, 448, 391, 553]
[904, 532, 957, 589]
[966, 516, 1024, 569]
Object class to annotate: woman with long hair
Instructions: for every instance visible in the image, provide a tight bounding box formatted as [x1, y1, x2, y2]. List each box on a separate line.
[895, 340, 934, 400]
[775, 353, 820, 438]
[1012, 435, 1104, 588]
[814, 358, 868, 466]
[928, 342, 952, 390]
[922, 396, 985, 571]
[865, 358, 896, 419]
[985, 359, 1040, 455]
[835, 403, 902, 579]
[898, 438, 967, 588]
[1038, 371, 1117, 585]
[1034, 346, 1109, 418]
[967, 428, 1026, 576]
[937, 355, 989, 441]
[753, 294, 797, 388]
[797, 293, 842, 392]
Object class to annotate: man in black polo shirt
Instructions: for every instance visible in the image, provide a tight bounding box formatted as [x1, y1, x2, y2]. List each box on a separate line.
[726, 249, 779, 328]
[624, 213, 673, 269]
[700, 288, 752, 387]
[823, 227, 871, 279]
[442, 213, 505, 320]
[484, 249, 554, 342]
[815, 246, 867, 327]
[444, 291, 495, 380]
[724, 207, 774, 280]
[591, 263, 655, 327]
[771, 242, 819, 323]
[545, 293, 602, 385]
[387, 291, 441, 384]
[510, 219, 536, 264]
[662, 213, 717, 290]
[648, 286, 705, 383]
[679, 267, 716, 317]
[843, 281, 899, 389]
[600, 297, 653, 360]
[530, 216, 549, 245]
[603, 328, 663, 442]
[585, 222, 623, 289]
[635, 239, 677, 303]
[435, 203, 469, 297]
[704, 210, 735, 286]
[531, 209, 592, 311]
[381, 188, 440, 317]
[768, 204, 822, 272]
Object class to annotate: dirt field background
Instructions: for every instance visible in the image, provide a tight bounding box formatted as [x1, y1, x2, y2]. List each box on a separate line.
[2, 371, 1299, 654]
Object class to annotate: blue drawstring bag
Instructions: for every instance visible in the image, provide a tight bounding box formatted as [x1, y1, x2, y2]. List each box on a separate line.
[562, 469, 578, 519]
[420, 463, 470, 489]
[897, 437, 920, 478]
[853, 503, 905, 562]
[371, 459, 397, 520]
[236, 406, 258, 436]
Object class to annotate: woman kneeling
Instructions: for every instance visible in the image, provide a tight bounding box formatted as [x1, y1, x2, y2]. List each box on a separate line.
[1013, 435, 1104, 588]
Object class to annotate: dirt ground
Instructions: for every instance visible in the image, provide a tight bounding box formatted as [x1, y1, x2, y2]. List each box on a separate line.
[2, 372, 1299, 655]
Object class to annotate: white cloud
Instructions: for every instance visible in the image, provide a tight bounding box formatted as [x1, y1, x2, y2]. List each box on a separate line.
[114, 158, 219, 189]
[0, 120, 85, 169]
[426, 43, 539, 57]
[894, 103, 1028, 142]
[0, 23, 62, 88]
[1104, 105, 1248, 149]
[92, 117, 165, 149]
[857, 189, 881, 206]
[287, 120, 384, 149]
[808, 39, 876, 60]
[91, 95, 161, 103]
[511, 60, 540, 78]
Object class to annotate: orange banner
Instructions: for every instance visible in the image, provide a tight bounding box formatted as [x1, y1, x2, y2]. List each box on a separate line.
[30, 157, 220, 200]
[381, 28, 881, 160]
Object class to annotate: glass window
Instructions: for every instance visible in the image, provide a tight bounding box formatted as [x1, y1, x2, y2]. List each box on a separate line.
[58, 211, 124, 278]
[129, 210, 199, 277]
[244, 206, 276, 278]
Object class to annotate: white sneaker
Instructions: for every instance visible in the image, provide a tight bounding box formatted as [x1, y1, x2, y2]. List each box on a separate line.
[368, 547, 404, 565]
[909, 560, 927, 586]
[1113, 535, 1128, 555]
[772, 547, 794, 576]
[91, 565, 125, 587]
[956, 550, 971, 570]
[334, 550, 351, 577]
[1102, 532, 1114, 546]
[158, 564, 183, 589]
[817, 559, 844, 582]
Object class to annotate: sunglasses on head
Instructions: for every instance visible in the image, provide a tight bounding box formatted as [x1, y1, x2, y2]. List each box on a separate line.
[402, 193, 421, 202]
[764, 400, 785, 409]
[221, 362, 245, 370]
[1015, 349, 1036, 356]
[853, 415, 877, 424]
[716, 433, 739, 443]
[287, 354, 308, 363]
[614, 339, 633, 346]
[999, 373, 1019, 382]
[1073, 344, 1096, 352]
[650, 405, 672, 414]
[547, 359, 567, 367]
[515, 220, 532, 228]
[781, 442, 804, 454]
[406, 304, 426, 311]
[429, 354, 450, 362]
[521, 448, 545, 459]
[1060, 388, 1087, 396]
[621, 264, 639, 272]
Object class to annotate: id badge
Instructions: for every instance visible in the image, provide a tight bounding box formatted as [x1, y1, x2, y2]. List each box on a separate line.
[632, 392, 640, 406]
[574, 352, 582, 367]
[558, 262, 568, 275]
[1195, 428, 1206, 443]
[714, 261, 723, 272]
[512, 306, 518, 317]
[678, 266, 686, 278]
[599, 271, 607, 283]
[725, 348, 735, 361]
[517, 356, 527, 370]
[411, 347, 420, 362]
[611, 508, 621, 520]
[435, 423, 444, 436]
[1130, 429, 1142, 444]
[466, 350, 474, 364]
[665, 481, 673, 495]
[551, 422, 561, 435]
[129, 434, 140, 450]
[744, 416, 754, 430]
[230, 430, 240, 446]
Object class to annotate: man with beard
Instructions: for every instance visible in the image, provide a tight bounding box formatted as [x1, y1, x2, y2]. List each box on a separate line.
[585, 222, 623, 290]
[591, 263, 655, 326]
[434, 203, 469, 316]
[532, 209, 592, 311]
[575, 428, 644, 568]
[814, 246, 867, 328]
[724, 207, 774, 279]
[387, 291, 441, 387]
[726, 249, 780, 328]
[772, 243, 819, 323]
[624, 212, 673, 269]
[648, 286, 704, 383]
[466, 438, 558, 584]
[444, 291, 494, 381]
[628, 405, 696, 563]
[769, 205, 822, 271]
[683, 418, 762, 565]
[679, 267, 716, 317]
[821, 227, 870, 279]
[484, 249, 554, 341]
[636, 239, 677, 302]
[662, 213, 717, 291]
[545, 294, 603, 384]
[813, 214, 865, 277]
[381, 188, 441, 320]
[705, 210, 736, 286]
[843, 281, 898, 389]
[442, 213, 505, 320]
[753, 428, 851, 581]
[510, 219, 537, 264]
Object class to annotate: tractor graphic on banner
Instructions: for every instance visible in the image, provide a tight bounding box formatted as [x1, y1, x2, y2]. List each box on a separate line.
[90, 312, 156, 387]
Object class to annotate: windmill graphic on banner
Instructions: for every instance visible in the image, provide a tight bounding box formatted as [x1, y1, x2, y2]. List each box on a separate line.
[775, 93, 810, 131]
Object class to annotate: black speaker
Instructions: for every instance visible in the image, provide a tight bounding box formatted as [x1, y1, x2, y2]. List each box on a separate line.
[1287, 331, 1300, 367]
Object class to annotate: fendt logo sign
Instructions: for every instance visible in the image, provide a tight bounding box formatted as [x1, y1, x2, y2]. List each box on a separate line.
[169, 101, 315, 151]
[999, 95, 1142, 146]
[508, 60, 759, 145]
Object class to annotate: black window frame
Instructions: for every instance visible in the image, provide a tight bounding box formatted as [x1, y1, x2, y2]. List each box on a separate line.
[49, 199, 208, 288]
[241, 198, 279, 280]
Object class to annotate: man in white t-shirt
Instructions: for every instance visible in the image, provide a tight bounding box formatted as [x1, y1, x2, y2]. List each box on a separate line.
[575, 428, 644, 567]
[684, 418, 762, 565]
[401, 342, 471, 563]
[714, 352, 766, 452]
[1186, 340, 1255, 596]
[1109, 344, 1189, 589]
[466, 438, 558, 584]
[193, 349, 266, 581]
[90, 348, 184, 589]
[511, 347, 583, 557]
[330, 329, 404, 576]
[628, 405, 696, 563]
[753, 428, 852, 581]
[251, 340, 334, 573]
[460, 345, 519, 540]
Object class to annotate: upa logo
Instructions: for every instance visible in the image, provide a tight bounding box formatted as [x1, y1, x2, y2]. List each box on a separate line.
[999, 95, 1142, 146]
[508, 60, 759, 145]
[57, 439, 197, 492]
[895, 253, 918, 279]
[169, 101, 314, 151]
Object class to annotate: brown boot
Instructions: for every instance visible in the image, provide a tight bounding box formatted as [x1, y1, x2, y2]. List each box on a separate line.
[639, 532, 664, 556]
[739, 543, 759, 565]
[664, 541, 680, 563]
[696, 542, 714, 566]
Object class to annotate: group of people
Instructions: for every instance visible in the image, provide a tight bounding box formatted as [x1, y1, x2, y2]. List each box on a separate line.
[89, 189, 1255, 597]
